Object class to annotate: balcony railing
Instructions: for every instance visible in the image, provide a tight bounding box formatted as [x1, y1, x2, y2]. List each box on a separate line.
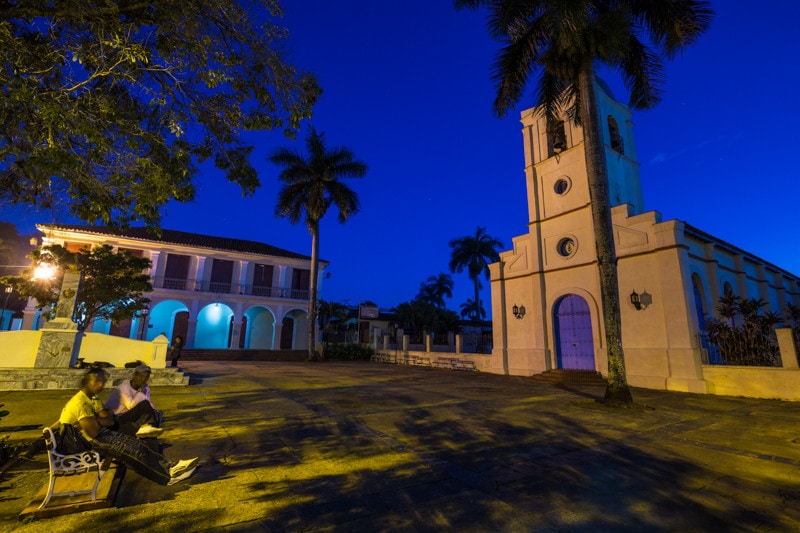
[154, 276, 309, 301]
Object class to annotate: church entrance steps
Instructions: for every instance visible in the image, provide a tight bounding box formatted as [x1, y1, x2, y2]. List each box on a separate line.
[527, 369, 607, 387]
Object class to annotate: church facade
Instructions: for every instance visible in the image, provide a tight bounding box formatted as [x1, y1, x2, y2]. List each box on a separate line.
[488, 82, 800, 393]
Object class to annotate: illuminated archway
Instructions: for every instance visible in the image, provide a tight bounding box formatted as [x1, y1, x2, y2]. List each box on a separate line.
[195, 303, 235, 349]
[244, 306, 276, 349]
[280, 309, 308, 350]
[147, 300, 190, 342]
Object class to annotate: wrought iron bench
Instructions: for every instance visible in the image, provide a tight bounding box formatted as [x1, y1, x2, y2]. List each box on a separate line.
[40, 426, 107, 509]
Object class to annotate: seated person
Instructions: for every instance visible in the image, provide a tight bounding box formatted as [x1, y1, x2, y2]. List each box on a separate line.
[59, 367, 198, 486]
[105, 364, 163, 438]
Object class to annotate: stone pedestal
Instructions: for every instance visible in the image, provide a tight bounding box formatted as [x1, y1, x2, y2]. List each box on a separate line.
[34, 271, 81, 368]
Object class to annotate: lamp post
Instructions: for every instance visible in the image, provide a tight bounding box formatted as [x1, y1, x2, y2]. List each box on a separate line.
[138, 306, 150, 340]
[1, 286, 12, 331]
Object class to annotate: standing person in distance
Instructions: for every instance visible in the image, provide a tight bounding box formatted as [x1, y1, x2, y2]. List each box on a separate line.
[170, 335, 184, 368]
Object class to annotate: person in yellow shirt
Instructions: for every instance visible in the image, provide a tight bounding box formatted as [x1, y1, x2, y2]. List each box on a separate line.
[59, 367, 197, 486]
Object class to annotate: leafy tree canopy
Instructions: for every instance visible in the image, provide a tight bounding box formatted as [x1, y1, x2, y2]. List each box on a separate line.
[455, 0, 713, 124]
[0, 0, 320, 226]
[1, 243, 152, 330]
[393, 299, 459, 340]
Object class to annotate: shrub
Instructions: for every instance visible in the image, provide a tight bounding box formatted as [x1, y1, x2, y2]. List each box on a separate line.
[322, 343, 374, 361]
[705, 295, 780, 366]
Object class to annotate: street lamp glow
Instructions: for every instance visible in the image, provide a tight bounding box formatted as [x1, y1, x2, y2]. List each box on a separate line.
[33, 263, 57, 281]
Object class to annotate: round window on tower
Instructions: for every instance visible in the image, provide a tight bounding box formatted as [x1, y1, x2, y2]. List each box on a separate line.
[553, 176, 571, 195]
[557, 237, 577, 258]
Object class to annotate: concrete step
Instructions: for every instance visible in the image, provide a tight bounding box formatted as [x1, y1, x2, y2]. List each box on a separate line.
[527, 369, 607, 387]
[0, 367, 189, 390]
[180, 349, 308, 362]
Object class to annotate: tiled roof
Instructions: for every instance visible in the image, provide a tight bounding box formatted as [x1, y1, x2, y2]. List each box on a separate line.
[39, 224, 316, 262]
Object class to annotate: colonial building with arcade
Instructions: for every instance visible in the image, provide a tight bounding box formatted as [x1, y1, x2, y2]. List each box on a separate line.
[25, 224, 322, 351]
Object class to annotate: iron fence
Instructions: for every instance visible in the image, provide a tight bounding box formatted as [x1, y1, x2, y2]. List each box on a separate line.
[698, 331, 782, 367]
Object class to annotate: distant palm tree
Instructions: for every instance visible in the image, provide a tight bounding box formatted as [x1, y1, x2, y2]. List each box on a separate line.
[455, 0, 712, 405]
[318, 299, 349, 341]
[269, 127, 367, 361]
[449, 226, 502, 321]
[459, 297, 486, 320]
[417, 272, 454, 308]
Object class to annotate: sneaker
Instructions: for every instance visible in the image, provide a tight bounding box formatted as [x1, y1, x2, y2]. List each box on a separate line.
[136, 424, 164, 438]
[167, 466, 197, 486]
[169, 457, 199, 477]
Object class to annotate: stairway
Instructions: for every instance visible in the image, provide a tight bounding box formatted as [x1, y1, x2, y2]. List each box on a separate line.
[527, 369, 607, 387]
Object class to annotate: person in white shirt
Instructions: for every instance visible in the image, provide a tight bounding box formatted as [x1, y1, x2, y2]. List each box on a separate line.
[105, 364, 164, 438]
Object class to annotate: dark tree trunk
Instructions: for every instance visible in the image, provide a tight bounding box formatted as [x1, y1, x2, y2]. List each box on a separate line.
[473, 277, 481, 320]
[578, 61, 633, 405]
[308, 224, 320, 361]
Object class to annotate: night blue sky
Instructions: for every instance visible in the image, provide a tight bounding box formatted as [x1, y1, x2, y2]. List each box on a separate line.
[5, 0, 800, 314]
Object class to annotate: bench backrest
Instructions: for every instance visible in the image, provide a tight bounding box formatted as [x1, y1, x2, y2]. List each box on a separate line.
[43, 427, 58, 453]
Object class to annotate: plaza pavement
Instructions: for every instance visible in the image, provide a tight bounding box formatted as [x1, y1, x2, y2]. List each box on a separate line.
[1, 360, 800, 532]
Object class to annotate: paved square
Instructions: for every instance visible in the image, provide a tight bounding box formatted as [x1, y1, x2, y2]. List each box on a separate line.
[2, 361, 800, 531]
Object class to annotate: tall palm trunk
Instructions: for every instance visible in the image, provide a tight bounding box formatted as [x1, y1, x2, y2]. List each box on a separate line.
[578, 61, 632, 405]
[472, 274, 481, 320]
[308, 223, 320, 361]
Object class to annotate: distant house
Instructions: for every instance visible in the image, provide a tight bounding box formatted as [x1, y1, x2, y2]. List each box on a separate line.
[25, 224, 326, 350]
[489, 80, 800, 394]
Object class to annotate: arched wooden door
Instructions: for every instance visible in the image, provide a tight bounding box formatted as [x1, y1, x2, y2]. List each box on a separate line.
[554, 294, 596, 370]
[280, 316, 294, 349]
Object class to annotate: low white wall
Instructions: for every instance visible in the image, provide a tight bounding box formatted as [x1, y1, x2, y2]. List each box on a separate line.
[701, 366, 800, 401]
[1, 330, 42, 367]
[0, 331, 169, 368]
[79, 333, 169, 368]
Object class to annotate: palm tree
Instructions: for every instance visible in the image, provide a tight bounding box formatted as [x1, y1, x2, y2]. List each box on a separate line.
[449, 226, 503, 321]
[459, 298, 486, 320]
[318, 299, 349, 342]
[455, 0, 712, 405]
[269, 127, 367, 361]
[417, 273, 454, 308]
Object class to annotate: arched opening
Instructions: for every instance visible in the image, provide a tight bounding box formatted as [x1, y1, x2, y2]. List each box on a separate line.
[693, 274, 720, 364]
[280, 316, 294, 349]
[147, 300, 189, 343]
[108, 318, 133, 339]
[280, 309, 309, 350]
[607, 116, 624, 154]
[195, 303, 235, 349]
[554, 294, 596, 370]
[548, 120, 567, 158]
[692, 274, 708, 330]
[244, 306, 275, 349]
